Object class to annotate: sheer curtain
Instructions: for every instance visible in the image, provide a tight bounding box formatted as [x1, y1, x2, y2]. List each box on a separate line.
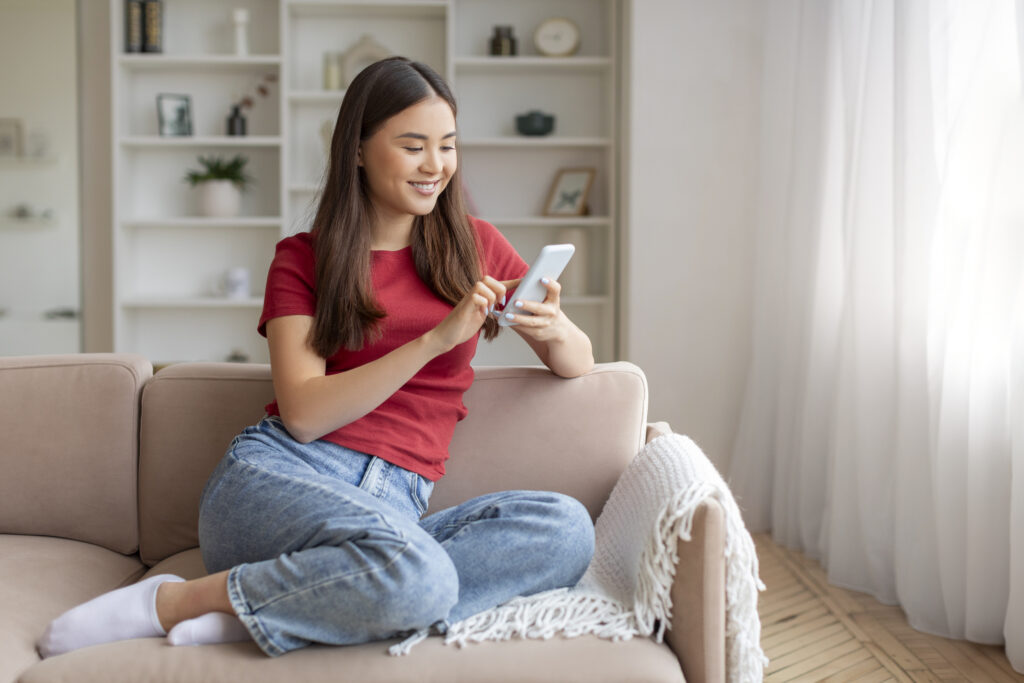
[728, 0, 1024, 670]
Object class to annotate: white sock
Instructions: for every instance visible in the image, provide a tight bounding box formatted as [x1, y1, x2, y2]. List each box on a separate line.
[167, 612, 251, 647]
[36, 574, 184, 658]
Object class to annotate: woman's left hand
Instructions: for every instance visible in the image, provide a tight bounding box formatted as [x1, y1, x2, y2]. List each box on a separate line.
[501, 277, 571, 344]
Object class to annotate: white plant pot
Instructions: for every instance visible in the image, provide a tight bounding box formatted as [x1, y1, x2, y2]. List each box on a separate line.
[198, 180, 241, 218]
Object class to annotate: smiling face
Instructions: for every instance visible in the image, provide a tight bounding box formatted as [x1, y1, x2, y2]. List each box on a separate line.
[358, 96, 458, 237]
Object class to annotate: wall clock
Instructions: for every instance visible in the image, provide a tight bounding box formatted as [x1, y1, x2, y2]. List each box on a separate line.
[533, 18, 580, 57]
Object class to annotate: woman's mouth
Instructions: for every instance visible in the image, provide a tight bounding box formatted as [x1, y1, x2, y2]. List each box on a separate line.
[410, 180, 440, 195]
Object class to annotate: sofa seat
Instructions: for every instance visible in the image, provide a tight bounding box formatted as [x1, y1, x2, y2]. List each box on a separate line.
[130, 547, 686, 682]
[0, 535, 146, 682]
[19, 631, 685, 683]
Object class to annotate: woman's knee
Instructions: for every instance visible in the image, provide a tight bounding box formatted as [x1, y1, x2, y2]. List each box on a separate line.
[376, 538, 459, 629]
[547, 493, 595, 579]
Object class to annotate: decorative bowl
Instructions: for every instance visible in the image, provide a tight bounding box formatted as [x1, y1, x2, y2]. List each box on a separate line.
[515, 110, 555, 136]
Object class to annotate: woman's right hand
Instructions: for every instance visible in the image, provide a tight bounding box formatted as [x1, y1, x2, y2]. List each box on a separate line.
[428, 276, 512, 353]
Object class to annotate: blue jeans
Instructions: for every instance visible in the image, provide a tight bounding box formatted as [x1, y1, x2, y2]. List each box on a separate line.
[198, 416, 595, 657]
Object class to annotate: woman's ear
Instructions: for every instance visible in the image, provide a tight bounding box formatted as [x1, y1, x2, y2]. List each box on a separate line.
[356, 146, 364, 167]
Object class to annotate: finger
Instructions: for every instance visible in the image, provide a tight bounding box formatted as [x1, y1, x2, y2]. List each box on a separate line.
[481, 275, 508, 308]
[513, 299, 556, 317]
[502, 310, 544, 327]
[472, 281, 498, 308]
[541, 277, 562, 302]
[471, 292, 491, 314]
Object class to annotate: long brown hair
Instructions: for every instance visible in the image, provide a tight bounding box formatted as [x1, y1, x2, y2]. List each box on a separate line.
[308, 56, 498, 357]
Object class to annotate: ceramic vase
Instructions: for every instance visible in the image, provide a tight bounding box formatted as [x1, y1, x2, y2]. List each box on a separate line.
[198, 180, 241, 217]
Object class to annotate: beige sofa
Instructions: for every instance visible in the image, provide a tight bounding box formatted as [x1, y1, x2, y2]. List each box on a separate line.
[0, 354, 726, 683]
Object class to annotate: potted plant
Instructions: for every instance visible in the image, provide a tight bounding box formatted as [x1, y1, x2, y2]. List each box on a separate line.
[183, 154, 253, 217]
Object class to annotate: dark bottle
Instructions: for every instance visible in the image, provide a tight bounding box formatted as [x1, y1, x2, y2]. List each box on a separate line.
[125, 0, 143, 53]
[142, 0, 163, 53]
[489, 26, 517, 56]
[227, 106, 247, 136]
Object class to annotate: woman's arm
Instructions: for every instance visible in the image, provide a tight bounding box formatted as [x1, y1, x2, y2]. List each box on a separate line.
[268, 279, 505, 443]
[504, 278, 595, 378]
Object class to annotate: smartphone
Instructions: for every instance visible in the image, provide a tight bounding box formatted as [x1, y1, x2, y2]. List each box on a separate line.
[495, 243, 575, 327]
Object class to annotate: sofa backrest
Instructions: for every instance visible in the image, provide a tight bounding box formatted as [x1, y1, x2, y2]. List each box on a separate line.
[137, 361, 649, 566]
[0, 353, 151, 554]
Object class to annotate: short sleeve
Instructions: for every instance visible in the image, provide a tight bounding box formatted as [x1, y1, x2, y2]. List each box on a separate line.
[471, 216, 529, 281]
[258, 233, 317, 337]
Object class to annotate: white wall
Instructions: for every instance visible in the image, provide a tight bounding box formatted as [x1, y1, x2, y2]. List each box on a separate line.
[624, 0, 762, 471]
[0, 0, 80, 354]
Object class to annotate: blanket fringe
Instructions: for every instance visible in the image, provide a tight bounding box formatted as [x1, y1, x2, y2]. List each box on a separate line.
[388, 627, 430, 656]
[443, 588, 641, 648]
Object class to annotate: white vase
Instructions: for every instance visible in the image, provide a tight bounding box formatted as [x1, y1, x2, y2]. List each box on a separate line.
[198, 180, 241, 218]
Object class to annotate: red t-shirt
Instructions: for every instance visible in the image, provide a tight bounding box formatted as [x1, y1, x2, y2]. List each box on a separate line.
[258, 216, 529, 481]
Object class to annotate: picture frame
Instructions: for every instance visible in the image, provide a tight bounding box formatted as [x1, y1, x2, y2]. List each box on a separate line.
[156, 93, 193, 137]
[0, 118, 23, 158]
[543, 167, 595, 216]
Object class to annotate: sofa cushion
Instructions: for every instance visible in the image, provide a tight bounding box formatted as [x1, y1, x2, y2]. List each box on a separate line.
[138, 363, 275, 566]
[0, 534, 146, 683]
[433, 362, 649, 519]
[0, 354, 151, 554]
[19, 632, 684, 683]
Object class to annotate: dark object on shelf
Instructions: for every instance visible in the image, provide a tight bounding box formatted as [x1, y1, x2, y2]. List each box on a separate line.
[490, 26, 517, 56]
[226, 348, 251, 363]
[515, 110, 555, 136]
[125, 1, 143, 53]
[43, 307, 79, 320]
[142, 0, 162, 53]
[227, 105, 247, 136]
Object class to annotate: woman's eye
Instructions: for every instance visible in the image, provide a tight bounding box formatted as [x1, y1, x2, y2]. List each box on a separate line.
[442, 145, 456, 152]
[403, 146, 423, 152]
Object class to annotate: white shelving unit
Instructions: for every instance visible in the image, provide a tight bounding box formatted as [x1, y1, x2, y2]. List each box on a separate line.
[110, 0, 622, 366]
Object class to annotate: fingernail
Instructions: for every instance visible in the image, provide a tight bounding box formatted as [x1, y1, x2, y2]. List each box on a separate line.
[504, 312, 515, 321]
[514, 300, 524, 309]
[500, 294, 506, 307]
[541, 277, 550, 284]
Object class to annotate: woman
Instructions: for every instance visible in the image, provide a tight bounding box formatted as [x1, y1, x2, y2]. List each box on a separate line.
[38, 56, 596, 658]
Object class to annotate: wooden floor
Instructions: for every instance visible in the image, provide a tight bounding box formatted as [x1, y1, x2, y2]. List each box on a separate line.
[754, 534, 1024, 682]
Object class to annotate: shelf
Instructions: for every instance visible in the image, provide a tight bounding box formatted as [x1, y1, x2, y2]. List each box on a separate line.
[460, 137, 612, 148]
[454, 56, 613, 71]
[287, 0, 447, 19]
[0, 155, 59, 167]
[123, 217, 283, 229]
[0, 216, 56, 228]
[118, 55, 283, 70]
[289, 90, 345, 105]
[120, 136, 283, 148]
[561, 296, 611, 306]
[122, 297, 264, 309]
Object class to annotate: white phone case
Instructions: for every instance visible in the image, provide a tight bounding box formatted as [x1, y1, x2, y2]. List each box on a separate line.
[496, 243, 575, 327]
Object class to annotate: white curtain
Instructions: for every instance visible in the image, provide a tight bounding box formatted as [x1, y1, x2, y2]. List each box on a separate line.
[729, 0, 1024, 671]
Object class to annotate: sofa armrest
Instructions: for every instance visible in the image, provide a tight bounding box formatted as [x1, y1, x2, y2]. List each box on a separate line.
[664, 499, 727, 683]
[645, 422, 726, 683]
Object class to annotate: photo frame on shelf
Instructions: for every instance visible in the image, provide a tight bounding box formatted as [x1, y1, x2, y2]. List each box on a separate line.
[156, 93, 193, 137]
[543, 167, 595, 216]
[0, 118, 23, 158]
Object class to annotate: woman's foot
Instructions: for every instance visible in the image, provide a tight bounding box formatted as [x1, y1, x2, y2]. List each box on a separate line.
[167, 612, 251, 647]
[37, 574, 184, 658]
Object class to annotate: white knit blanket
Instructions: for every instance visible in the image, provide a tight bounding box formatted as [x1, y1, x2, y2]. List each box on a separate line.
[391, 432, 768, 682]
